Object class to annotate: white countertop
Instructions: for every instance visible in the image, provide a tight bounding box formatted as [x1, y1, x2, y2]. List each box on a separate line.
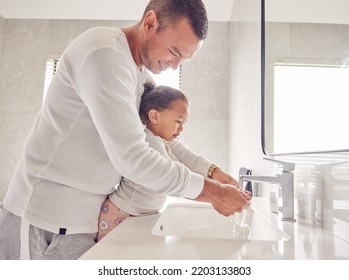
[80, 197, 349, 260]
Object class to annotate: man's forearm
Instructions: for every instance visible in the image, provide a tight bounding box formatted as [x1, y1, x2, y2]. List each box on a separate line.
[194, 178, 223, 204]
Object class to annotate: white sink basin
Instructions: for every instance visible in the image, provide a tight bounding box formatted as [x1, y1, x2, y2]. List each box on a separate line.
[151, 203, 290, 241]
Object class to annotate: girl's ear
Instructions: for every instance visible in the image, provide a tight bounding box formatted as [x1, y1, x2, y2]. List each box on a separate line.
[148, 109, 160, 124]
[143, 10, 158, 35]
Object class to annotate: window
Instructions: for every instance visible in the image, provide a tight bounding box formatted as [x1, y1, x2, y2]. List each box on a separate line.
[43, 57, 60, 101]
[150, 66, 181, 89]
[273, 62, 349, 153]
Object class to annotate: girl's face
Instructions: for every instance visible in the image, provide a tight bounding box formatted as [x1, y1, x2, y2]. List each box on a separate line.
[148, 100, 189, 141]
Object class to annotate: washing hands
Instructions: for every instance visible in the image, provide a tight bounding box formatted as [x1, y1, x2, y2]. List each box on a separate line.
[195, 167, 252, 217]
[210, 167, 252, 207]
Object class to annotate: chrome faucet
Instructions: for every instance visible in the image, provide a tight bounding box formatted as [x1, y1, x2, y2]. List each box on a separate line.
[240, 158, 296, 222]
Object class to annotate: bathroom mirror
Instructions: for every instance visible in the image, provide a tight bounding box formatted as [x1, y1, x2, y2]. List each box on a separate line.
[262, 0, 349, 155]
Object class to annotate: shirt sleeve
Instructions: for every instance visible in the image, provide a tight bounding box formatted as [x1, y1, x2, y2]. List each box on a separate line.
[168, 139, 212, 177]
[145, 130, 205, 199]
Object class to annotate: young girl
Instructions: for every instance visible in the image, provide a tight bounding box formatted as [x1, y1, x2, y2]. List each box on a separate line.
[97, 83, 249, 241]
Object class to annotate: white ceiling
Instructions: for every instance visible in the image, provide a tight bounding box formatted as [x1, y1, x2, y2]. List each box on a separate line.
[267, 0, 349, 25]
[0, 0, 235, 21]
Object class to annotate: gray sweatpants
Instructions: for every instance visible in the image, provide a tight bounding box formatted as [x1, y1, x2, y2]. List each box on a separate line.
[0, 205, 97, 260]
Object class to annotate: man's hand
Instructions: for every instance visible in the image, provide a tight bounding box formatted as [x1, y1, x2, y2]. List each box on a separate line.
[195, 178, 251, 217]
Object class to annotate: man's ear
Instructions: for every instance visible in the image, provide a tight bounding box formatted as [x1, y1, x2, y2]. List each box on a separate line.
[143, 10, 159, 34]
[148, 109, 160, 124]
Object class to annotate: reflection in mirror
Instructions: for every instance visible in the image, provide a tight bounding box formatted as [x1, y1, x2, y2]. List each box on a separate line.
[262, 0, 349, 155]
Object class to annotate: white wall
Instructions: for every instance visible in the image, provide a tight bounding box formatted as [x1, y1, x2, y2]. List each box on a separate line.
[266, 0, 349, 25]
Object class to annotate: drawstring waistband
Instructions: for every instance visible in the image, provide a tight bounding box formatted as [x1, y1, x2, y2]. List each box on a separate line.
[20, 218, 31, 260]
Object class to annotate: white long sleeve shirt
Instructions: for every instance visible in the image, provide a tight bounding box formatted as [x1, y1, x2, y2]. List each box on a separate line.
[110, 128, 212, 216]
[4, 26, 204, 234]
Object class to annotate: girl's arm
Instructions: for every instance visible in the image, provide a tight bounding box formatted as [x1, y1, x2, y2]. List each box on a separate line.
[168, 139, 240, 186]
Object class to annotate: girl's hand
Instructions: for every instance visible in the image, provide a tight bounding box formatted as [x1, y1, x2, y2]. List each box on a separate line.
[211, 168, 252, 201]
[211, 167, 239, 186]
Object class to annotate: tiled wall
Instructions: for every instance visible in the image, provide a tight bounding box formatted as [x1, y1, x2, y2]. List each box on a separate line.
[180, 22, 230, 172]
[0, 15, 4, 58]
[0, 19, 229, 200]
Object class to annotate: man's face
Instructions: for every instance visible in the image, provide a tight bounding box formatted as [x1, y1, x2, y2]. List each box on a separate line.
[141, 17, 203, 74]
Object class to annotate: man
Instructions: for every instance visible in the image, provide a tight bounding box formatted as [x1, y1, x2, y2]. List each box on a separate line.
[0, 0, 250, 259]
